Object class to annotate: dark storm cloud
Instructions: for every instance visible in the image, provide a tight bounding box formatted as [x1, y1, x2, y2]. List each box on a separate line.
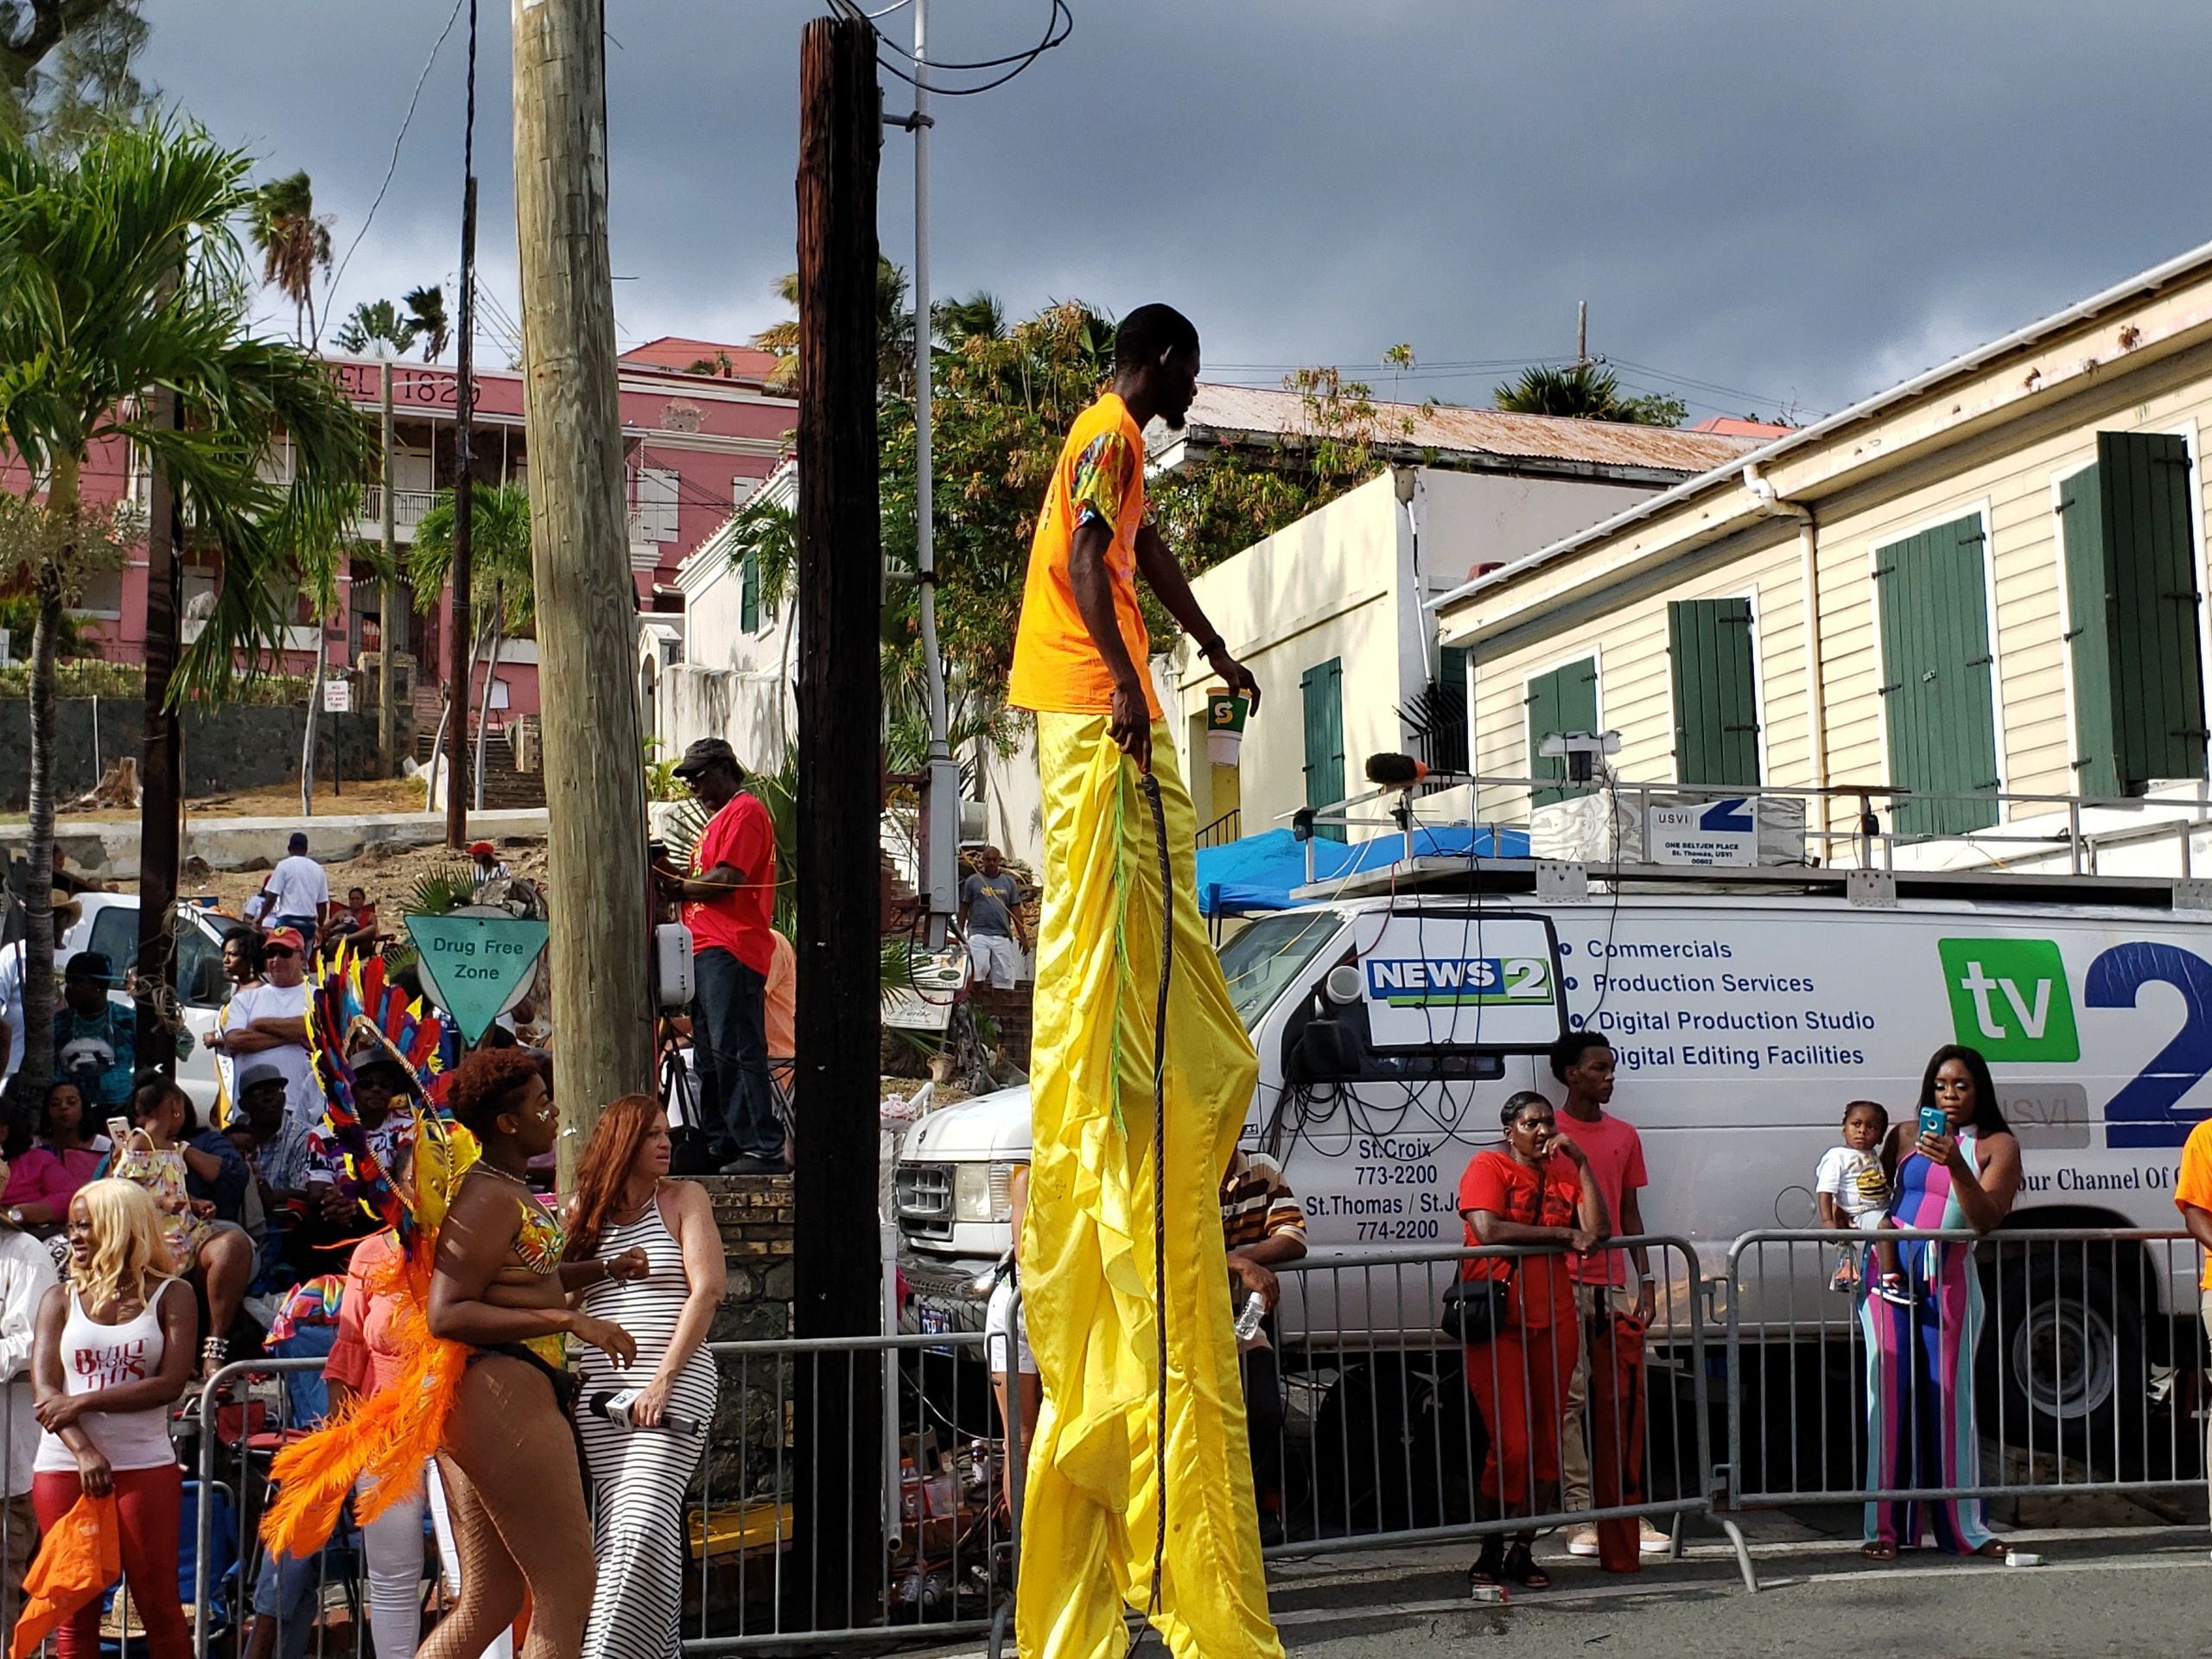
[147, 1, 2212, 418]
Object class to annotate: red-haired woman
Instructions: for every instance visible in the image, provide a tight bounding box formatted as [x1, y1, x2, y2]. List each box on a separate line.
[565, 1096, 725, 1659]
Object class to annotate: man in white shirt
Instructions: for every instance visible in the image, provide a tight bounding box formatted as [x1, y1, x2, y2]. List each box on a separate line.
[0, 893, 79, 1096]
[257, 833, 331, 944]
[203, 926, 320, 1128]
[0, 1168, 60, 1603]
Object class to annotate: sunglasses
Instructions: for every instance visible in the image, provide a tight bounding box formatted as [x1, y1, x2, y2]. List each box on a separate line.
[264, 946, 298, 959]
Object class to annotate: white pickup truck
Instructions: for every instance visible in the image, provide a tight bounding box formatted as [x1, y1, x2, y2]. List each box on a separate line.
[59, 893, 251, 1114]
[898, 879, 2212, 1472]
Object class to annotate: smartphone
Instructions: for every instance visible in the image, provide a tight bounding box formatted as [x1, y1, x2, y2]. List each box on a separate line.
[106, 1116, 132, 1144]
[1917, 1104, 1948, 1141]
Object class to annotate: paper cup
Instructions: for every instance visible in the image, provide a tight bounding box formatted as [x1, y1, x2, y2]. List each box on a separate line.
[1206, 687, 1250, 766]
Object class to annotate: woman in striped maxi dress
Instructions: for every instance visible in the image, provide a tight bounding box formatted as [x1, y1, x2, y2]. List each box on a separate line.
[568, 1097, 728, 1659]
[1859, 1045, 2021, 1560]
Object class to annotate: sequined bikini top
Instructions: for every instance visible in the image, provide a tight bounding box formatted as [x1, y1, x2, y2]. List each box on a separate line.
[470, 1165, 569, 1276]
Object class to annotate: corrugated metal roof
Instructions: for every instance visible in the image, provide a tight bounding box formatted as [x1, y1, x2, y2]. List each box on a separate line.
[1169, 382, 1766, 475]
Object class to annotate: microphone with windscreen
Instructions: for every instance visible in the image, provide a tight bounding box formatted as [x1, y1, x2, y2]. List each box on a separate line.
[1367, 753, 1438, 790]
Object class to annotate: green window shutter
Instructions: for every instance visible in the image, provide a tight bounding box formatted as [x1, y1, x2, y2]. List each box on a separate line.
[1300, 657, 1346, 842]
[1527, 655, 1598, 809]
[1668, 597, 1761, 786]
[740, 547, 761, 632]
[1435, 645, 1471, 773]
[2097, 431, 2206, 791]
[1875, 515, 1999, 837]
[2059, 466, 2120, 798]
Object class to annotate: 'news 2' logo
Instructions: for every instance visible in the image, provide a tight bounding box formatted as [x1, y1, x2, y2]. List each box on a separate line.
[1363, 957, 1552, 1007]
[1938, 938, 2081, 1062]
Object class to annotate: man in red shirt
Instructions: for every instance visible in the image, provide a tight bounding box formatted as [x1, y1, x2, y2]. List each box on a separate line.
[657, 738, 784, 1174]
[1547, 1029, 1667, 1562]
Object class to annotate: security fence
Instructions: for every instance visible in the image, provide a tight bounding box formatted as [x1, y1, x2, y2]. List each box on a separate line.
[4, 1224, 2196, 1659]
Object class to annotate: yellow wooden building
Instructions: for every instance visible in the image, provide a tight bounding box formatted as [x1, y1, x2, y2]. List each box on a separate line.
[1433, 240, 2212, 850]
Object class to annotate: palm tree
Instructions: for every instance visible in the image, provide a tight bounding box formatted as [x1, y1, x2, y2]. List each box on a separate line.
[932, 290, 1005, 347]
[0, 121, 371, 1091]
[334, 297, 416, 358]
[409, 480, 531, 810]
[247, 169, 332, 346]
[1492, 362, 1630, 420]
[725, 491, 797, 740]
[751, 257, 915, 396]
[403, 284, 449, 361]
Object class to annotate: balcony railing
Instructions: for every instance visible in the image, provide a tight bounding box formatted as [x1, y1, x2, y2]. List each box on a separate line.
[355, 486, 441, 539]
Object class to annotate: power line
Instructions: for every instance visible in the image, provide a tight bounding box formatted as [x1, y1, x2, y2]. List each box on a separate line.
[830, 0, 1073, 97]
[317, 0, 469, 348]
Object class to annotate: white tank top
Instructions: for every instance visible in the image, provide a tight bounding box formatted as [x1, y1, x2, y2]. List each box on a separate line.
[33, 1278, 181, 1473]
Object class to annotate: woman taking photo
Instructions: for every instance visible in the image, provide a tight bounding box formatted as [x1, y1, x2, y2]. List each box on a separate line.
[29, 1179, 197, 1659]
[1458, 1091, 1607, 1592]
[116, 1074, 255, 1376]
[565, 1096, 724, 1659]
[1860, 1044, 2021, 1560]
[416, 1049, 642, 1659]
[2, 1081, 111, 1231]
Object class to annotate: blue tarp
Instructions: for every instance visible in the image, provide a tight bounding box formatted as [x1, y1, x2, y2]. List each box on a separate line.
[1195, 823, 1531, 916]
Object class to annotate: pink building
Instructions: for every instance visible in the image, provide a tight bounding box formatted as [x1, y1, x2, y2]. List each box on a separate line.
[39, 337, 792, 728]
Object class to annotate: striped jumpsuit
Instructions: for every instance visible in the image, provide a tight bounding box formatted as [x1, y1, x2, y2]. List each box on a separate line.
[1859, 1129, 1996, 1554]
[576, 1197, 720, 1659]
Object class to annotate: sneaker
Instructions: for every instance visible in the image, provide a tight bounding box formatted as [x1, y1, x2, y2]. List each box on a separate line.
[1639, 1518, 1673, 1555]
[1874, 1275, 1916, 1307]
[720, 1154, 790, 1176]
[1564, 1526, 1599, 1557]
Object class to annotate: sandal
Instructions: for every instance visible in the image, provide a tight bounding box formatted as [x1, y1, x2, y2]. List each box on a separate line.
[1468, 1542, 1505, 1590]
[1969, 1539, 2007, 1560]
[1503, 1542, 1551, 1589]
[1861, 1541, 1897, 1562]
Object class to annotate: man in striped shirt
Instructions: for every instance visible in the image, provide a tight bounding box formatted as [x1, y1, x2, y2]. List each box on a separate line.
[1220, 1149, 1306, 1543]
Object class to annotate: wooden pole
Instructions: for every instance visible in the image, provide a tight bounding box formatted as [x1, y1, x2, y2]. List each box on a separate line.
[512, 0, 652, 1171]
[378, 361, 397, 775]
[793, 12, 883, 1628]
[445, 171, 478, 849]
[135, 385, 183, 1077]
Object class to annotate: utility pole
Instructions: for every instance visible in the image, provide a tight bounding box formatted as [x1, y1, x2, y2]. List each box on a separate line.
[377, 359, 397, 775]
[446, 166, 478, 848]
[512, 0, 652, 1161]
[794, 10, 883, 1628]
[1576, 298, 1588, 365]
[135, 384, 183, 1077]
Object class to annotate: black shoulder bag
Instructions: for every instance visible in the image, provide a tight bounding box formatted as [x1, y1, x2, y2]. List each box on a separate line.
[1438, 1163, 1555, 1345]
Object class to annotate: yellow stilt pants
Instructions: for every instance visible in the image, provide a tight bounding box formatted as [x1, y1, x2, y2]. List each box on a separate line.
[1016, 715, 1283, 1659]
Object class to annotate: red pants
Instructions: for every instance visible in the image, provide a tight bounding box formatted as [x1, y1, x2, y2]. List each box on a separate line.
[1587, 1306, 1648, 1573]
[1465, 1319, 1578, 1509]
[31, 1463, 189, 1659]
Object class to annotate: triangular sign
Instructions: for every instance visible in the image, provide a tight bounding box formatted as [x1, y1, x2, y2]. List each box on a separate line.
[406, 912, 550, 1047]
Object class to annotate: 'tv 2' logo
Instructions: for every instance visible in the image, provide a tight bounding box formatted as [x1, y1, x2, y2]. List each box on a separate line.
[1937, 938, 2082, 1062]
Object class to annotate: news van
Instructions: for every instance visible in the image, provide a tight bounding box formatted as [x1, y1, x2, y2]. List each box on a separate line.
[896, 856, 2212, 1464]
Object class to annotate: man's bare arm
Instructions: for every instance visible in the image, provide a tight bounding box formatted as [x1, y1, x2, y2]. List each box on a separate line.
[1135, 524, 1262, 714]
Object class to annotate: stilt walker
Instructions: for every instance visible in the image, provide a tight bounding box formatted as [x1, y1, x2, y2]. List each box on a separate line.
[1007, 303, 1284, 1659]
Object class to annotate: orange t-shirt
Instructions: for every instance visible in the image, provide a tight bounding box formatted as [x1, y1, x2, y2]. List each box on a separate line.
[1007, 393, 1160, 718]
[2174, 1116, 2212, 1290]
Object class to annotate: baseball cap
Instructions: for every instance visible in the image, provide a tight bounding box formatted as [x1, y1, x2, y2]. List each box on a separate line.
[468, 840, 497, 858]
[672, 737, 739, 779]
[264, 926, 308, 956]
[63, 950, 112, 982]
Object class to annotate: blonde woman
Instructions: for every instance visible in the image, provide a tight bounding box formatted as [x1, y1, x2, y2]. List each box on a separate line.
[30, 1179, 197, 1659]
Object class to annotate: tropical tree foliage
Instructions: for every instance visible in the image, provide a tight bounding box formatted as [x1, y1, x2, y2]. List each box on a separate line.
[246, 169, 331, 346]
[1491, 361, 1685, 427]
[403, 284, 448, 361]
[0, 119, 371, 1090]
[751, 256, 916, 397]
[0, 0, 149, 147]
[336, 287, 450, 362]
[409, 480, 532, 632]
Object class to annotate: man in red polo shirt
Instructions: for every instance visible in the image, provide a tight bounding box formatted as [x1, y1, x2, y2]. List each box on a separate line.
[656, 738, 784, 1173]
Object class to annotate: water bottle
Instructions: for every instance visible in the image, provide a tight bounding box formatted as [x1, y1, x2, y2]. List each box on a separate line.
[586, 1388, 705, 1438]
[1232, 1291, 1266, 1342]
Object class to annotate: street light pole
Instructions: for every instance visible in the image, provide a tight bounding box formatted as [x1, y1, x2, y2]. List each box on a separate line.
[911, 0, 958, 947]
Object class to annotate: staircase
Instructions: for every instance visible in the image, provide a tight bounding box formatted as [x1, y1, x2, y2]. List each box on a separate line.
[414, 724, 548, 810]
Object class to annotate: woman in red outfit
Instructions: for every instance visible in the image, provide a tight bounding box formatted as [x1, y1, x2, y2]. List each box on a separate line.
[1459, 1090, 1608, 1591]
[29, 1178, 197, 1659]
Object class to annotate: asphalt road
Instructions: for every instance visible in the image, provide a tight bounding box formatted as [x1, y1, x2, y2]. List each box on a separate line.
[1262, 1527, 2212, 1659]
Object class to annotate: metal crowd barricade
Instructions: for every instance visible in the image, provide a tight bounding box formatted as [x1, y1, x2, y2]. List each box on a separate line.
[1260, 1236, 1710, 1560]
[1720, 1226, 2212, 1589]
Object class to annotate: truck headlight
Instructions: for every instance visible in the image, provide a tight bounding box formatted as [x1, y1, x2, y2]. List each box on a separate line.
[953, 1161, 1020, 1223]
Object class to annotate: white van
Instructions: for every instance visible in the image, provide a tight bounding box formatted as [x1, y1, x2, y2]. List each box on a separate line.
[896, 864, 2212, 1459]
